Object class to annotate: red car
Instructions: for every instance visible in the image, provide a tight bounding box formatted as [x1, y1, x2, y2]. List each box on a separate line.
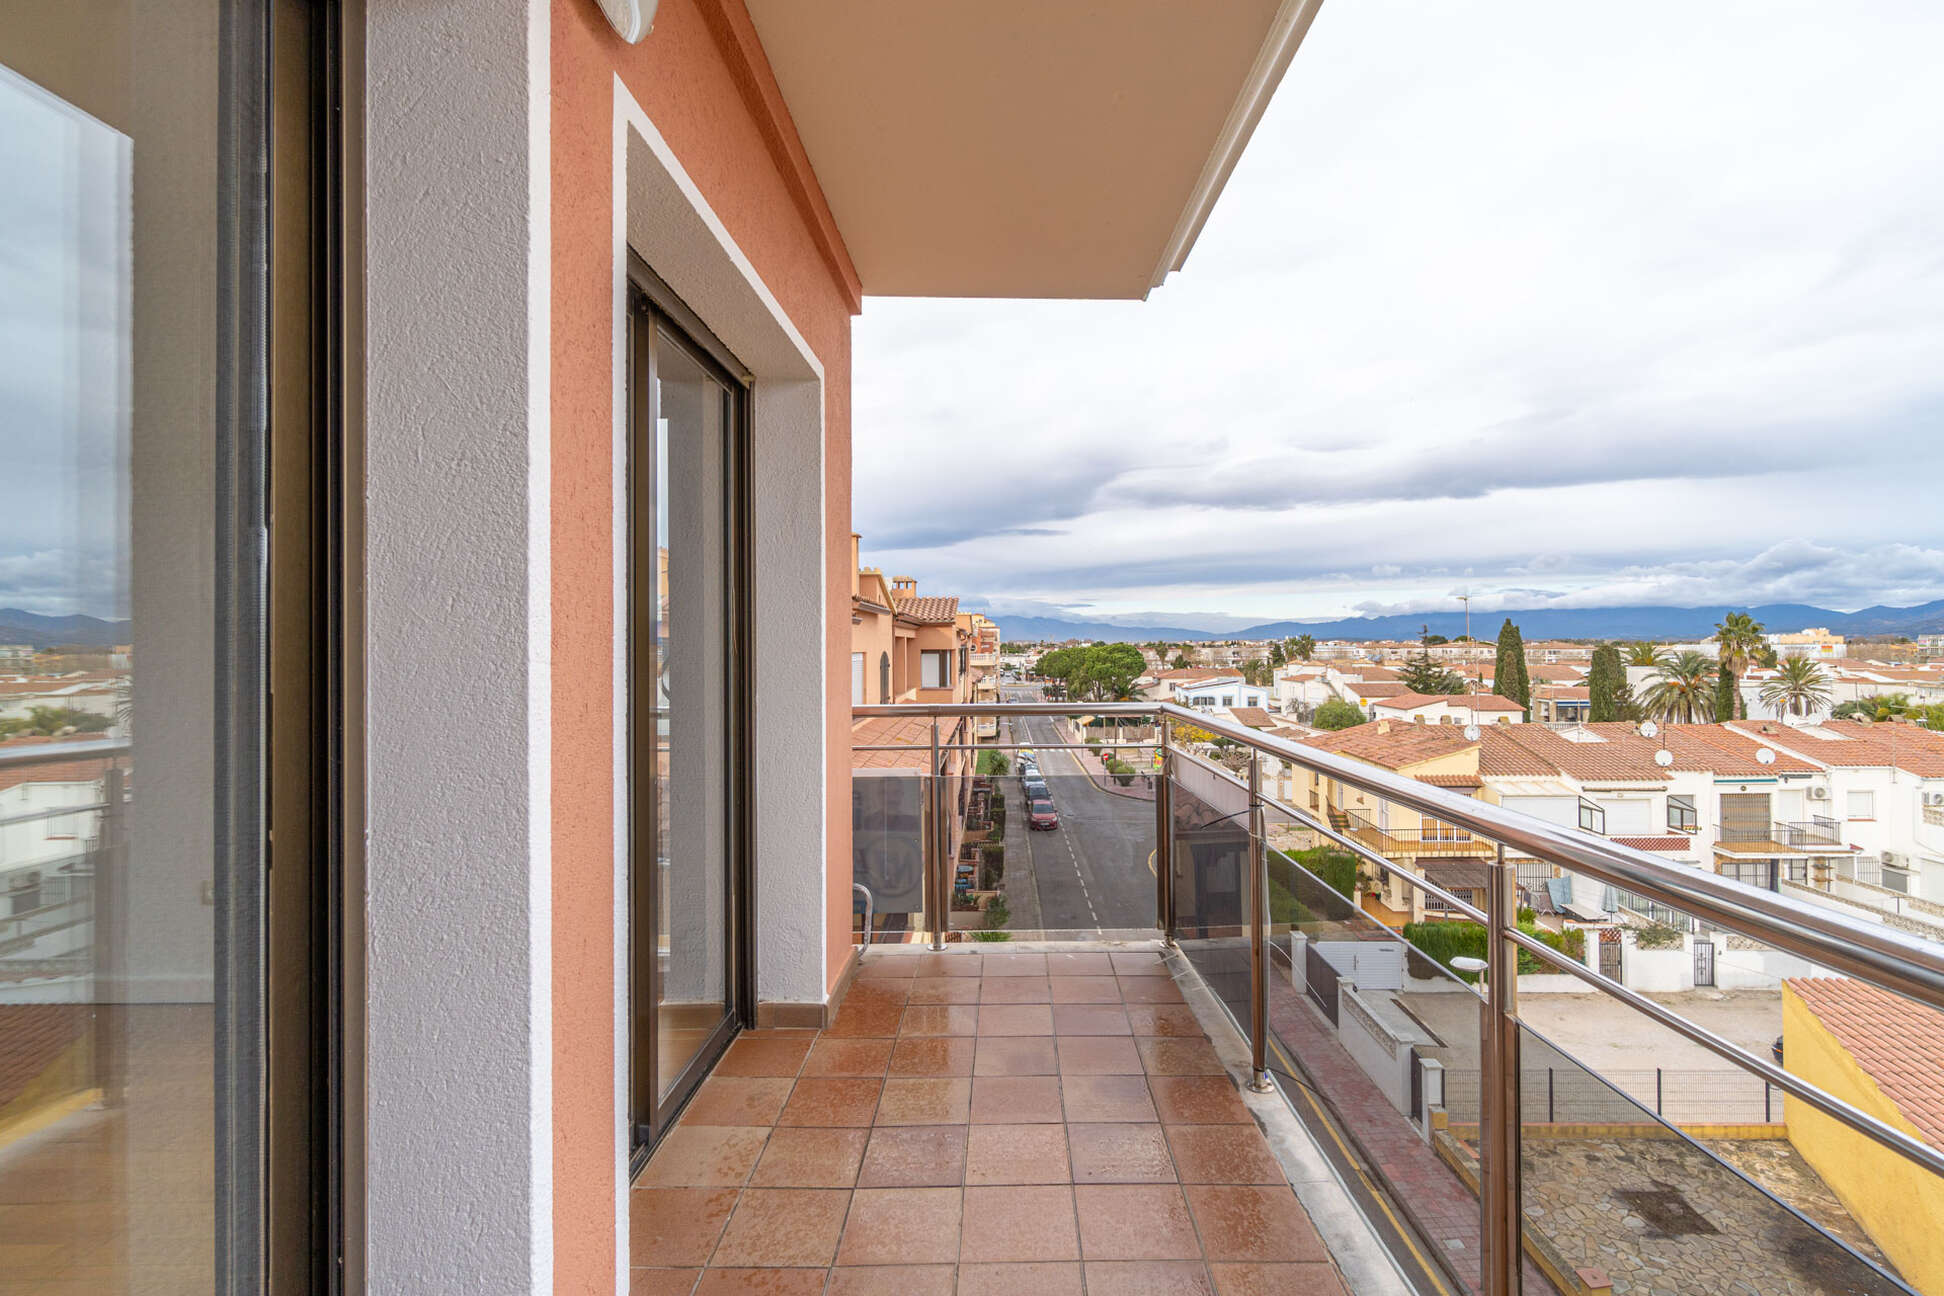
[1028, 799, 1059, 831]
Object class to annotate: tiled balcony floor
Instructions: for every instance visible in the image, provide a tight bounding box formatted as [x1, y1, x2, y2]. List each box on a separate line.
[631, 945, 1349, 1295]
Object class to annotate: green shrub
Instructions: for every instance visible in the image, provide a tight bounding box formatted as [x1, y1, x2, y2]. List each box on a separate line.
[1403, 919, 1584, 981]
[977, 749, 1010, 776]
[1633, 923, 1684, 950]
[1278, 847, 1358, 902]
[1312, 699, 1366, 731]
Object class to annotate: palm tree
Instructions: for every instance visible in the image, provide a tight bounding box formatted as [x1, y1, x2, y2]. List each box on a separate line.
[1711, 612, 1766, 721]
[1291, 634, 1316, 662]
[1625, 642, 1662, 667]
[1641, 650, 1719, 723]
[1759, 658, 1832, 719]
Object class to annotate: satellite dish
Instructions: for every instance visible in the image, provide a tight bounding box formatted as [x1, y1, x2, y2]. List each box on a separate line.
[1757, 747, 1776, 765]
[1463, 725, 1481, 741]
[1655, 749, 1674, 767]
[1639, 721, 1659, 738]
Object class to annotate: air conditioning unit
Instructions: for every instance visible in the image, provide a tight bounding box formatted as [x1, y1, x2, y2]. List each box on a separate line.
[1807, 786, 1829, 801]
[1924, 791, 1944, 807]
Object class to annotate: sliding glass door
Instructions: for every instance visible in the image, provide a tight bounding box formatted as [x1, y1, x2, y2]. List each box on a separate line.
[0, 1, 338, 1289]
[629, 263, 752, 1154]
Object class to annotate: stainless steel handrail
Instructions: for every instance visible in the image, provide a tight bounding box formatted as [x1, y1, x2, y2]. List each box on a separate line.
[0, 737, 130, 768]
[856, 701, 1944, 1013]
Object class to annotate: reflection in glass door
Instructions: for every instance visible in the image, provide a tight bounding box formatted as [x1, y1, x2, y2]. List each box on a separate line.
[629, 265, 751, 1153]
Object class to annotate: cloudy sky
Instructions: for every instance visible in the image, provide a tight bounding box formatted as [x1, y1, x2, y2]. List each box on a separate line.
[0, 66, 130, 619]
[854, 0, 1944, 629]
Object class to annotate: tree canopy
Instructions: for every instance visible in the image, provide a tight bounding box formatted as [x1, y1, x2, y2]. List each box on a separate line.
[1758, 658, 1832, 719]
[1641, 650, 1718, 723]
[1400, 632, 1467, 695]
[1312, 698, 1366, 731]
[1035, 643, 1146, 701]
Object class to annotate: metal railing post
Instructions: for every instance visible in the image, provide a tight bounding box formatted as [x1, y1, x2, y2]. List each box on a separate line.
[1480, 843, 1522, 1295]
[929, 717, 947, 951]
[1156, 715, 1174, 945]
[1248, 752, 1272, 1093]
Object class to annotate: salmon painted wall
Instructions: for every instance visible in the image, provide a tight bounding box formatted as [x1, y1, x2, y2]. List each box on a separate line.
[551, 0, 856, 1288]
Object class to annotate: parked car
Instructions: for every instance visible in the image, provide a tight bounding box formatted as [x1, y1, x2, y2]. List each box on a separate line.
[1028, 799, 1059, 831]
[1023, 775, 1049, 802]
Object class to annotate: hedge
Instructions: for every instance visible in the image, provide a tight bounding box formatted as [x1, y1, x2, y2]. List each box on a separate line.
[1274, 847, 1358, 903]
[1403, 920, 1586, 983]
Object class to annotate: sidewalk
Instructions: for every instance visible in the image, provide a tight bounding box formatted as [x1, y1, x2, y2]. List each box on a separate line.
[1265, 974, 1556, 1296]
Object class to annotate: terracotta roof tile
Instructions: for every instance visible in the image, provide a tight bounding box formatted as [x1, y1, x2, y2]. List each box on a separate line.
[893, 595, 960, 624]
[1787, 977, 1944, 1147]
[850, 715, 934, 770]
[1294, 722, 1478, 771]
[1229, 707, 1280, 730]
[1731, 721, 1944, 777]
[1479, 725, 1669, 784]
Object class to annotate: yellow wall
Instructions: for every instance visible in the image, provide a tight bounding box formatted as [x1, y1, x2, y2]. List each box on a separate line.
[1782, 984, 1944, 1294]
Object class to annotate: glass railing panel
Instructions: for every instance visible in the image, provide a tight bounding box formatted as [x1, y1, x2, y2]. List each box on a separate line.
[851, 766, 929, 944]
[968, 765, 1156, 941]
[1167, 761, 1252, 1030]
[1510, 1012, 1913, 1295]
[1251, 794, 1488, 1296]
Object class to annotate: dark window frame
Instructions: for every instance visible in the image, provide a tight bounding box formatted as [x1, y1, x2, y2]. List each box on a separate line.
[625, 255, 757, 1168]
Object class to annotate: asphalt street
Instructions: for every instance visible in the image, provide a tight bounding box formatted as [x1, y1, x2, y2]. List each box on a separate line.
[997, 686, 1157, 934]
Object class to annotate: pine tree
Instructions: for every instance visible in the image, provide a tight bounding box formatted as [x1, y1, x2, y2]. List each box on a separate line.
[1494, 619, 1530, 716]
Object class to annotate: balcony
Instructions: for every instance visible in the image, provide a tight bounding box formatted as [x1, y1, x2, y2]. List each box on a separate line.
[1339, 807, 1498, 859]
[823, 702, 1944, 1296]
[1718, 818, 1851, 858]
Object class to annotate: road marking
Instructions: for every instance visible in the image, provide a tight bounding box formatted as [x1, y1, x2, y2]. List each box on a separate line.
[1269, 1037, 1453, 1296]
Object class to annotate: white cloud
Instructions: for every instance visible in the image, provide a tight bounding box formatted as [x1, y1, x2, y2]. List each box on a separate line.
[854, 0, 1944, 620]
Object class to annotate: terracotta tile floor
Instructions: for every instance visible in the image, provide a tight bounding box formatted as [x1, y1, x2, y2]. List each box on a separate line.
[632, 946, 1347, 1295]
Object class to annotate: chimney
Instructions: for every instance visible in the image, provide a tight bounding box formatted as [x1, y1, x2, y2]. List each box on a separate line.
[892, 577, 917, 595]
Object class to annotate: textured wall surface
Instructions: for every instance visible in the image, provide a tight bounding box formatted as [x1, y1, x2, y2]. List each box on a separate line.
[364, 0, 551, 1290]
[551, 1, 858, 1288]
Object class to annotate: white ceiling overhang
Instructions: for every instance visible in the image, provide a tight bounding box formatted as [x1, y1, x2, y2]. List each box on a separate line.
[744, 0, 1321, 299]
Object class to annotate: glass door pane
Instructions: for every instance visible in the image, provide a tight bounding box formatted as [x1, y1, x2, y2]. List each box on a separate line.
[631, 292, 745, 1147]
[0, 5, 272, 1289]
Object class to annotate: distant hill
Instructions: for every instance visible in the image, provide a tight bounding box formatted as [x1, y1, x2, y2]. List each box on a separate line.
[986, 615, 1220, 644]
[0, 608, 131, 648]
[986, 599, 1944, 645]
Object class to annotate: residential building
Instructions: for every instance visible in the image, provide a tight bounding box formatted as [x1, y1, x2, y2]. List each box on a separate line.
[1290, 721, 1490, 926]
[1531, 684, 1591, 725]
[1368, 691, 1526, 727]
[1526, 640, 1595, 665]
[1782, 978, 1944, 1292]
[1728, 719, 1944, 897]
[1769, 627, 1849, 660]
[1150, 668, 1270, 712]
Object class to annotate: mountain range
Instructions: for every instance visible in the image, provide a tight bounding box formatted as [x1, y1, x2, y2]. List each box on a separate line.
[0, 608, 131, 648]
[982, 599, 1944, 645]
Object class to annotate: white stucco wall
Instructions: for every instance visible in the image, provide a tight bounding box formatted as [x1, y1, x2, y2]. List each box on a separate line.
[364, 0, 551, 1291]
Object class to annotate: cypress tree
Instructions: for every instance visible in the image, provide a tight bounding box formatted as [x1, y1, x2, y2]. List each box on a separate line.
[1494, 619, 1530, 716]
[1713, 664, 1738, 723]
[1588, 643, 1623, 722]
